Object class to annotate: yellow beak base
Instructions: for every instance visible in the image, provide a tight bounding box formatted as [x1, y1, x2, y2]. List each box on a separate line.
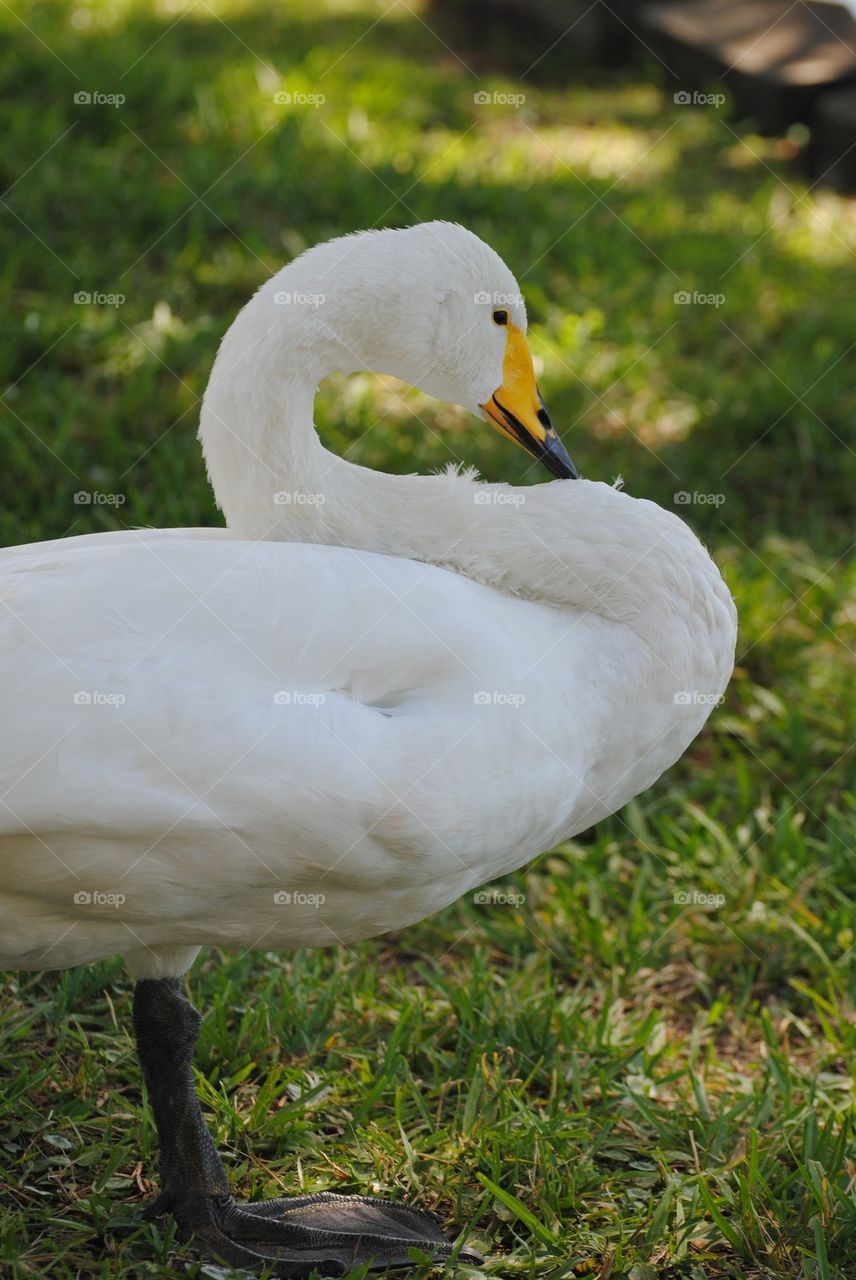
[480, 324, 577, 480]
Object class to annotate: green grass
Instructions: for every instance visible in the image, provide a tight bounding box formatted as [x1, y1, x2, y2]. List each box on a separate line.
[2, 0, 856, 1276]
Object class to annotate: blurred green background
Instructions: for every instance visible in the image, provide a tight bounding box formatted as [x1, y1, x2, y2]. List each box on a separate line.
[1, 1, 855, 1277]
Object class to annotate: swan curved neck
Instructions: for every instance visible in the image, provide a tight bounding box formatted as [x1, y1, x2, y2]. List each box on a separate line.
[199, 266, 478, 561]
[199, 270, 735, 696]
[200, 286, 334, 539]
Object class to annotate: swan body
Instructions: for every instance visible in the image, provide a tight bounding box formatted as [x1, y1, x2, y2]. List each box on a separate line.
[0, 221, 736, 1273]
[1, 477, 733, 976]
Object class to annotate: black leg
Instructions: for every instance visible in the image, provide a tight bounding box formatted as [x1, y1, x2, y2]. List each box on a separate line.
[132, 978, 480, 1277]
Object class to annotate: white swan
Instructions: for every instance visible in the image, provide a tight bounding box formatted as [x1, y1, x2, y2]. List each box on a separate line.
[0, 222, 736, 1276]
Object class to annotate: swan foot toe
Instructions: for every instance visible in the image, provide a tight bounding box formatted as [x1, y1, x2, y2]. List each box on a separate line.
[172, 1191, 480, 1276]
[131, 981, 481, 1274]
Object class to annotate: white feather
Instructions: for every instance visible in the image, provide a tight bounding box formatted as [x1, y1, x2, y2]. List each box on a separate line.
[0, 223, 736, 980]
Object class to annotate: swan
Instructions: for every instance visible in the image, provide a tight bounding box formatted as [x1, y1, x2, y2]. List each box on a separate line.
[0, 222, 737, 1276]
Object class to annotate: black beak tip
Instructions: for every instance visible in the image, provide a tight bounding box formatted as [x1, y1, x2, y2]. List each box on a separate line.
[542, 432, 579, 480]
[492, 394, 579, 480]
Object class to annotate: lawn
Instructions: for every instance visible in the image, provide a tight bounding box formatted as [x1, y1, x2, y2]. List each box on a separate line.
[1, 0, 855, 1277]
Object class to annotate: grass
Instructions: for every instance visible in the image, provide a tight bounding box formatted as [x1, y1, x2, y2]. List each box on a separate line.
[1, 0, 856, 1276]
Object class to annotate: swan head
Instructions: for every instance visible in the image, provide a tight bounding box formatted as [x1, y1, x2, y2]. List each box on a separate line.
[262, 221, 577, 479]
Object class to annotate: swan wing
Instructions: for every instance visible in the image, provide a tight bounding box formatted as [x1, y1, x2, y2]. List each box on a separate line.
[0, 534, 583, 969]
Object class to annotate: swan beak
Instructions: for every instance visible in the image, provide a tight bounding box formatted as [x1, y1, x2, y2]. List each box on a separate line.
[480, 324, 578, 479]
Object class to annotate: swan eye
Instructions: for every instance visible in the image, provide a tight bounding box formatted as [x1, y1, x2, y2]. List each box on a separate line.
[492, 309, 508, 326]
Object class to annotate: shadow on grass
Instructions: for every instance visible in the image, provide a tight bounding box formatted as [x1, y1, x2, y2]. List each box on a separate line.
[0, 0, 853, 555]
